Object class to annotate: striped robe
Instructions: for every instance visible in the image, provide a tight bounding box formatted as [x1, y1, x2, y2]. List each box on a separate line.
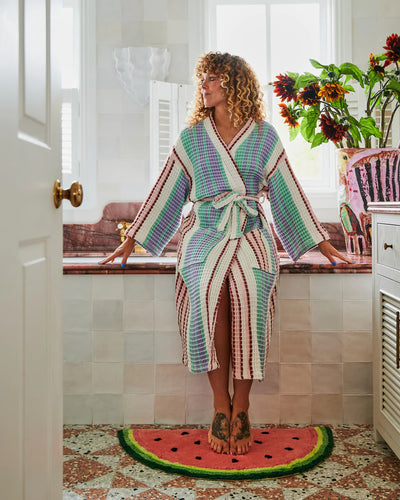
[126, 116, 328, 380]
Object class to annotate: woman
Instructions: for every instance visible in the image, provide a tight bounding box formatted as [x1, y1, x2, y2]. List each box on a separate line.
[101, 52, 352, 455]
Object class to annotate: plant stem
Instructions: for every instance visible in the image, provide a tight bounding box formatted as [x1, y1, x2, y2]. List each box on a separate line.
[383, 102, 400, 147]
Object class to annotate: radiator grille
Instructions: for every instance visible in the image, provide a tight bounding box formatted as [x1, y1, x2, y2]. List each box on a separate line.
[158, 99, 172, 173]
[381, 293, 400, 427]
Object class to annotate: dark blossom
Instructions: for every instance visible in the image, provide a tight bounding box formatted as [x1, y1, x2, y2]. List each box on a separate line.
[319, 114, 348, 143]
[369, 53, 385, 75]
[278, 103, 299, 128]
[298, 83, 320, 106]
[273, 74, 297, 102]
[383, 33, 400, 63]
[318, 83, 349, 102]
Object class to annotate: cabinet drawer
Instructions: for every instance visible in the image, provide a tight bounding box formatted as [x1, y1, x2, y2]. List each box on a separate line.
[377, 223, 400, 271]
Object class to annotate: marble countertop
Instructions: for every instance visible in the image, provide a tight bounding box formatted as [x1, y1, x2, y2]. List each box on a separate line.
[63, 251, 372, 275]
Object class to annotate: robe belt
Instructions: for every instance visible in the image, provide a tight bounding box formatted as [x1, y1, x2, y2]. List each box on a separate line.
[195, 191, 268, 239]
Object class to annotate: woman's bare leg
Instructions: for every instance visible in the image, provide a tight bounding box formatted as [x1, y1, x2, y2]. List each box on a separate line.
[207, 281, 231, 454]
[230, 379, 253, 454]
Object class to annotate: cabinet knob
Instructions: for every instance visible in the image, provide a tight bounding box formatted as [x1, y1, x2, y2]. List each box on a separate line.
[384, 243, 393, 250]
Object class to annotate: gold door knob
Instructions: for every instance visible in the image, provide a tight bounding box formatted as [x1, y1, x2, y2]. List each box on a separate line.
[53, 180, 83, 208]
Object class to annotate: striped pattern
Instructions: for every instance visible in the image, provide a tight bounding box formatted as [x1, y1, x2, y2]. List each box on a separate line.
[126, 117, 327, 379]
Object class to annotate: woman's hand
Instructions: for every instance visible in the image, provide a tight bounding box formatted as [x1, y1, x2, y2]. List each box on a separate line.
[99, 236, 136, 267]
[318, 240, 354, 266]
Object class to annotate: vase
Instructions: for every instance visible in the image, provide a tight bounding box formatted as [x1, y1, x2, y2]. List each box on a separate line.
[337, 147, 400, 255]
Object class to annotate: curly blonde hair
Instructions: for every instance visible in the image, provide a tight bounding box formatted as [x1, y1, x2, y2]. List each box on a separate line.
[187, 52, 265, 128]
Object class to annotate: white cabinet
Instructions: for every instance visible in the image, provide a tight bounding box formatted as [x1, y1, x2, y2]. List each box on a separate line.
[370, 202, 400, 459]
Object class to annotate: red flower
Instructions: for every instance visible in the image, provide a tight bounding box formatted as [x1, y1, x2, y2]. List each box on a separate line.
[318, 83, 349, 102]
[298, 83, 320, 106]
[319, 114, 348, 143]
[383, 33, 400, 63]
[278, 103, 299, 128]
[273, 74, 297, 102]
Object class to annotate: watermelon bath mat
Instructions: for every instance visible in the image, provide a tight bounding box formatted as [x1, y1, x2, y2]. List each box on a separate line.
[118, 426, 333, 480]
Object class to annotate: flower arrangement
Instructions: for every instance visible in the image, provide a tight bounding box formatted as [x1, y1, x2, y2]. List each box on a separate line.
[273, 34, 400, 148]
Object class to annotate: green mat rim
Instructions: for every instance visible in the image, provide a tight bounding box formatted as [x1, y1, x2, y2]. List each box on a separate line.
[117, 426, 334, 480]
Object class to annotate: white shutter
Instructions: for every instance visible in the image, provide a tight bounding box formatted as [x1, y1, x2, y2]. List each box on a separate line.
[381, 292, 400, 429]
[61, 88, 80, 186]
[149, 80, 194, 184]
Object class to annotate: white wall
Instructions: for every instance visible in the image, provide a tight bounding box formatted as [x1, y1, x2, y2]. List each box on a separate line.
[63, 0, 400, 224]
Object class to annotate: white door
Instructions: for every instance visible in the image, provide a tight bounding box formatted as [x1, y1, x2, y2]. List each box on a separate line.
[0, 1, 64, 499]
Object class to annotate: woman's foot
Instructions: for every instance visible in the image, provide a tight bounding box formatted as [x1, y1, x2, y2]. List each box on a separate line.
[230, 409, 252, 454]
[208, 410, 231, 454]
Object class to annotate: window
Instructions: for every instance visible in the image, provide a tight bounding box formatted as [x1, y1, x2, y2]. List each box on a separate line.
[60, 0, 96, 216]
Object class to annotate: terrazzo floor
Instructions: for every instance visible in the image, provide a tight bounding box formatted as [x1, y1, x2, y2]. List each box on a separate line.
[63, 424, 400, 500]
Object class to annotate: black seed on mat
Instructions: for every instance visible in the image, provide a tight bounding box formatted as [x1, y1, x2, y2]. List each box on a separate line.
[232, 458, 239, 463]
[154, 437, 162, 441]
[285, 447, 293, 451]
[181, 431, 189, 435]
[195, 456, 202, 460]
[194, 440, 201, 445]
[264, 454, 272, 459]
[171, 447, 178, 452]
[254, 440, 262, 444]
[261, 431, 269, 434]
[292, 437, 300, 440]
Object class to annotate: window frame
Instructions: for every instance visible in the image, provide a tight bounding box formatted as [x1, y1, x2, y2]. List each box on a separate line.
[188, 0, 352, 220]
[62, 0, 97, 220]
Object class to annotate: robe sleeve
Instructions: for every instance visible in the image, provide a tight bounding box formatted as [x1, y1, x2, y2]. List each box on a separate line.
[263, 131, 329, 262]
[125, 149, 190, 256]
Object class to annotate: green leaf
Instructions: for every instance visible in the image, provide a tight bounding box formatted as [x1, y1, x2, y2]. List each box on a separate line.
[289, 125, 301, 141]
[343, 84, 355, 92]
[387, 79, 400, 94]
[310, 59, 327, 69]
[300, 107, 319, 142]
[296, 73, 319, 89]
[311, 132, 326, 148]
[287, 72, 299, 81]
[359, 116, 382, 139]
[373, 52, 388, 62]
[367, 69, 384, 88]
[339, 63, 364, 85]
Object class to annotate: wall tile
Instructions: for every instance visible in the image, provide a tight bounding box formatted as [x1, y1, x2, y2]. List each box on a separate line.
[93, 362, 123, 394]
[143, 0, 168, 21]
[154, 332, 182, 363]
[312, 395, 343, 424]
[93, 332, 124, 362]
[249, 394, 280, 424]
[280, 364, 312, 395]
[312, 364, 343, 394]
[342, 274, 372, 300]
[279, 300, 311, 331]
[63, 276, 92, 300]
[312, 332, 342, 363]
[92, 275, 124, 299]
[124, 364, 155, 394]
[343, 362, 373, 394]
[186, 394, 213, 424]
[280, 332, 311, 363]
[252, 363, 279, 394]
[124, 299, 154, 331]
[63, 300, 92, 332]
[64, 395, 93, 425]
[124, 332, 154, 363]
[124, 275, 154, 301]
[167, 20, 188, 44]
[279, 275, 310, 299]
[343, 300, 372, 331]
[64, 363, 92, 394]
[310, 275, 342, 300]
[124, 394, 155, 424]
[342, 332, 373, 362]
[154, 300, 179, 331]
[142, 22, 167, 44]
[155, 395, 185, 424]
[343, 395, 373, 424]
[280, 395, 312, 424]
[93, 300, 123, 331]
[168, 0, 188, 19]
[64, 333, 92, 363]
[310, 300, 343, 331]
[185, 372, 211, 395]
[154, 275, 176, 301]
[155, 364, 186, 394]
[93, 394, 123, 424]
